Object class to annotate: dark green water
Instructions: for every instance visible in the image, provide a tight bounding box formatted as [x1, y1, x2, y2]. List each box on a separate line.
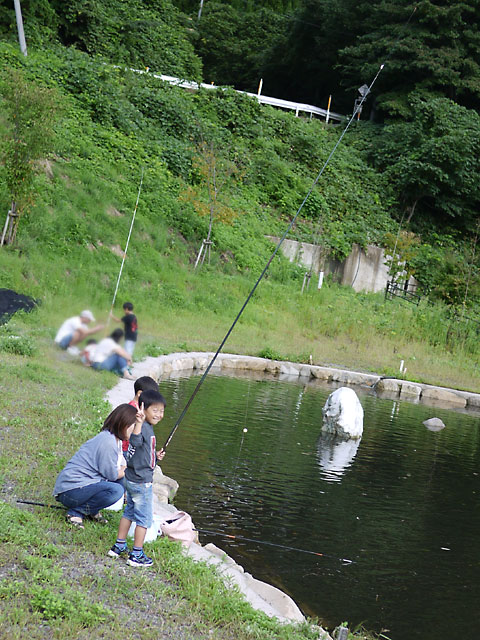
[156, 372, 480, 640]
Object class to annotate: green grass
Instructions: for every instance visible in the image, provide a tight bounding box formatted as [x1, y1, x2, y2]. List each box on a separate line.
[0, 315, 390, 640]
[0, 39, 476, 640]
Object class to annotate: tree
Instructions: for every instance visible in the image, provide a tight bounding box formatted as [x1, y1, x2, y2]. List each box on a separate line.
[373, 96, 480, 229]
[338, 0, 480, 119]
[181, 139, 239, 268]
[194, 2, 284, 91]
[260, 0, 480, 118]
[263, 0, 364, 108]
[0, 67, 61, 245]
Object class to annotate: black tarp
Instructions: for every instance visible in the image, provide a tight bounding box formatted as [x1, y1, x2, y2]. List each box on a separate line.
[0, 289, 38, 324]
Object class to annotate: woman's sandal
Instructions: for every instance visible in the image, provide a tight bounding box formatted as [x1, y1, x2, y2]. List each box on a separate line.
[87, 512, 108, 525]
[66, 514, 84, 529]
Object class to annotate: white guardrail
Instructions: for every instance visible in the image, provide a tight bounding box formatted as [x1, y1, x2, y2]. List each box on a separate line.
[122, 66, 344, 122]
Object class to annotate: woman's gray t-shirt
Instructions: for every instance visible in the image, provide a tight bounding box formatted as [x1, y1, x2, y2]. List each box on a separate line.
[53, 430, 120, 496]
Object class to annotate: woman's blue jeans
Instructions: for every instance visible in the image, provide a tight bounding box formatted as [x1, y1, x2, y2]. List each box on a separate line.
[93, 354, 128, 376]
[55, 480, 124, 518]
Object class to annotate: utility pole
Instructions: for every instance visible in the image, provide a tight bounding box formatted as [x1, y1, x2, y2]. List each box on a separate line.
[198, 0, 204, 22]
[13, 0, 27, 57]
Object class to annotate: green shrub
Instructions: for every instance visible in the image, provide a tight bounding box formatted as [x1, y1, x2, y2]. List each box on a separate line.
[142, 341, 171, 357]
[258, 346, 284, 360]
[0, 334, 36, 356]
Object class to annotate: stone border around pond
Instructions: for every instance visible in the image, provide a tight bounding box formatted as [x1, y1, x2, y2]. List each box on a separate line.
[107, 351, 480, 412]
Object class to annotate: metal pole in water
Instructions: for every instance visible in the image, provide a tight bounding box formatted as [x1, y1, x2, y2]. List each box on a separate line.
[334, 627, 349, 640]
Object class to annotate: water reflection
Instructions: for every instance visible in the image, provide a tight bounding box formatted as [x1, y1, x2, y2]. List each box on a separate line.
[316, 433, 362, 482]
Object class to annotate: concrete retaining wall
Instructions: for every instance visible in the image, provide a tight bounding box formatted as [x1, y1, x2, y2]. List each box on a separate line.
[266, 237, 418, 294]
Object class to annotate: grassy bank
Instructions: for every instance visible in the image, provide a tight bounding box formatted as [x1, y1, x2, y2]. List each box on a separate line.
[0, 312, 387, 640]
[0, 38, 478, 640]
[2, 235, 479, 393]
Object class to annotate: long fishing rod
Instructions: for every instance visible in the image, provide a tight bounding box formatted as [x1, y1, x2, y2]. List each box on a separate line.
[163, 59, 392, 450]
[108, 168, 145, 324]
[194, 527, 353, 564]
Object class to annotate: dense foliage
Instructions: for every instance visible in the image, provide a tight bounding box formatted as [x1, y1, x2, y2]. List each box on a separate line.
[0, 0, 201, 78]
[1, 0, 480, 311]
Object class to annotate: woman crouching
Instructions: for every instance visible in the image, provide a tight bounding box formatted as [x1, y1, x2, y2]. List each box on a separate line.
[53, 403, 138, 529]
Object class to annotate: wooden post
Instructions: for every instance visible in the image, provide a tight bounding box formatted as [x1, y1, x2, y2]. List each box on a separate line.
[0, 202, 18, 247]
[301, 271, 311, 293]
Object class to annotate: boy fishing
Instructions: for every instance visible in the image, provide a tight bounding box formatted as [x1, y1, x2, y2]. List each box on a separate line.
[108, 389, 166, 567]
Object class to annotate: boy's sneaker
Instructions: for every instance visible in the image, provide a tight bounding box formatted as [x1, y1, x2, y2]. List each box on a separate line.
[108, 543, 128, 558]
[127, 550, 153, 567]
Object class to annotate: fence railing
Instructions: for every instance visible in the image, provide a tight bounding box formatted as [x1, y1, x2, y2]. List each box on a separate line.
[123, 67, 344, 122]
[385, 280, 422, 305]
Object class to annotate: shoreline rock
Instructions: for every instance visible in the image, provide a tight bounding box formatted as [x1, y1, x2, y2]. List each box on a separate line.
[107, 352, 480, 414]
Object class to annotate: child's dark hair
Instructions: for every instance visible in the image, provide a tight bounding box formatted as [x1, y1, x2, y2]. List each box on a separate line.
[138, 389, 166, 410]
[110, 328, 124, 343]
[86, 338, 97, 345]
[134, 376, 159, 395]
[102, 404, 137, 439]
[123, 302, 134, 311]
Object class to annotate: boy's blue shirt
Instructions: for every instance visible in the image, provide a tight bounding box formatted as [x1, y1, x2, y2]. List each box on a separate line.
[125, 420, 156, 484]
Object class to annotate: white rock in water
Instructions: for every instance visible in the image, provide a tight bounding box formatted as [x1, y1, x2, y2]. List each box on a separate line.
[423, 417, 446, 431]
[322, 387, 364, 438]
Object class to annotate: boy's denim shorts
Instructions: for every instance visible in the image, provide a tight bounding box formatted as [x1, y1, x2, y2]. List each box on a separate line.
[123, 480, 153, 529]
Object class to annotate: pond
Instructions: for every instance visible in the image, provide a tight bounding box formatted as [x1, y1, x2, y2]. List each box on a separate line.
[156, 371, 480, 640]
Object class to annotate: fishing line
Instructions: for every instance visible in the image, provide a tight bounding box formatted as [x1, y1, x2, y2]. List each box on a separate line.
[310, 6, 418, 255]
[194, 527, 353, 564]
[232, 382, 251, 475]
[163, 55, 391, 449]
[17, 499, 352, 562]
[108, 168, 144, 325]
[17, 499, 64, 510]
[226, 384, 250, 501]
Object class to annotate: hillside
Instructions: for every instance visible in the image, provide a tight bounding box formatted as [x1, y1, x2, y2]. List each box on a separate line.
[0, 36, 479, 390]
[1, 7, 480, 640]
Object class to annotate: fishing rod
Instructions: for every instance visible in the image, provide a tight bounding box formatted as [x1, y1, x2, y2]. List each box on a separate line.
[163, 44, 398, 450]
[108, 168, 144, 325]
[194, 527, 353, 563]
[17, 499, 64, 510]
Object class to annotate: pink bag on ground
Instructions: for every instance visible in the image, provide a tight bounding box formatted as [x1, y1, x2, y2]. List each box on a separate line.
[160, 511, 195, 548]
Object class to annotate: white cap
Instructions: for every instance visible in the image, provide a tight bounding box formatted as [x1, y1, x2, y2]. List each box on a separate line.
[80, 310, 95, 322]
